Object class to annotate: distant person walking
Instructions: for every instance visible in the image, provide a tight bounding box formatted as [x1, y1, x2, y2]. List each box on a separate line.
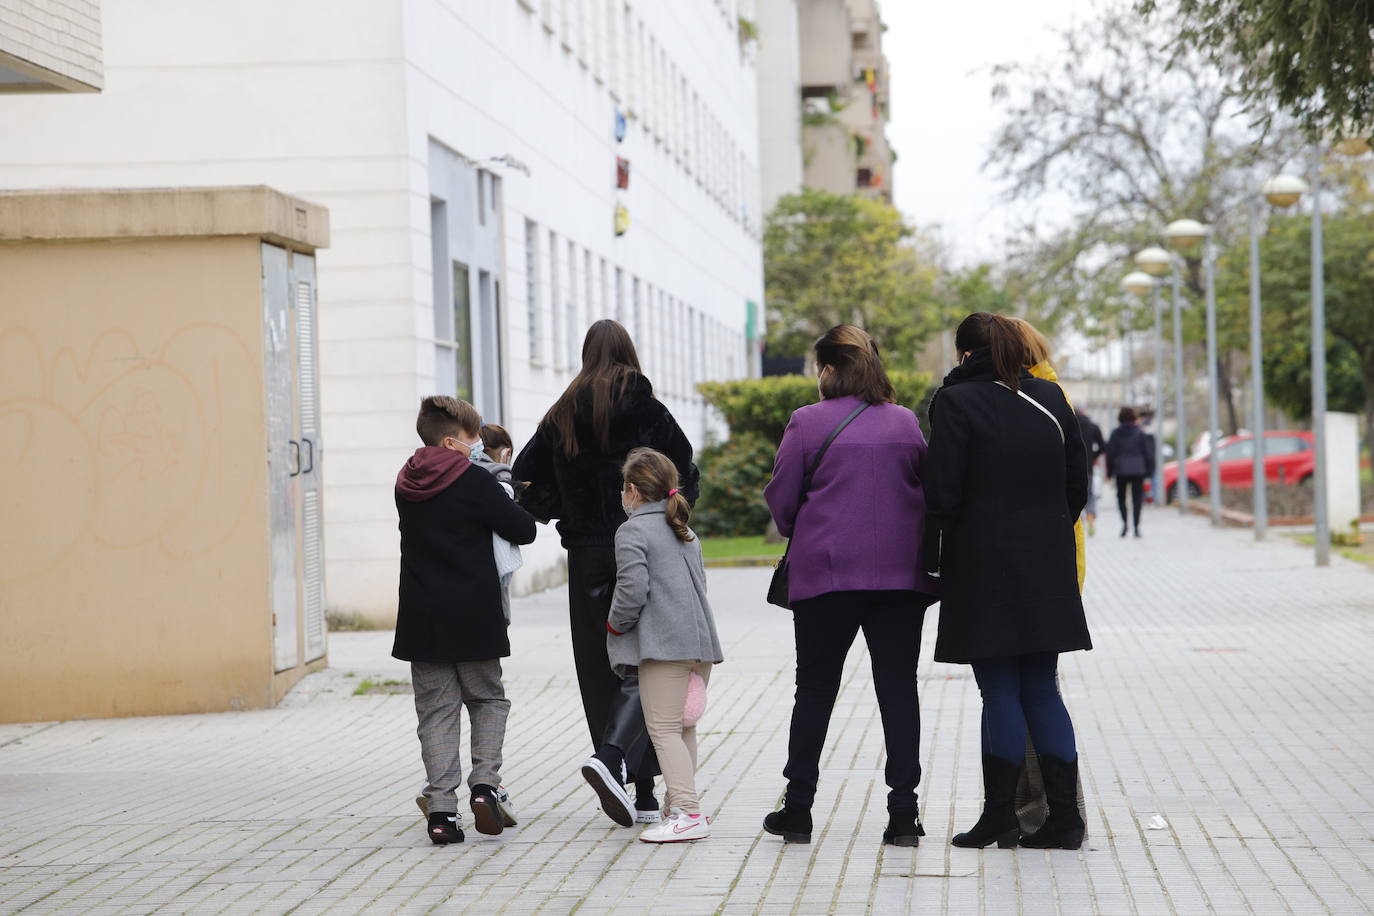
[923, 312, 1091, 850]
[513, 320, 700, 827]
[761, 324, 938, 848]
[1076, 409, 1106, 536]
[1105, 406, 1154, 538]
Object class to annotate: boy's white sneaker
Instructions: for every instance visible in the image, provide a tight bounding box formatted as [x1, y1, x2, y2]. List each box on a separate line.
[639, 808, 710, 843]
[493, 785, 519, 827]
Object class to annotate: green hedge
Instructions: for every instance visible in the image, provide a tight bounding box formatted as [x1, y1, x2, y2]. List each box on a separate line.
[692, 432, 776, 538]
[692, 371, 935, 536]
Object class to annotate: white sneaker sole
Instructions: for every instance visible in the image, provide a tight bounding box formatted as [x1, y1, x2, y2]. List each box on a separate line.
[635, 809, 662, 824]
[639, 826, 710, 843]
[580, 758, 635, 827]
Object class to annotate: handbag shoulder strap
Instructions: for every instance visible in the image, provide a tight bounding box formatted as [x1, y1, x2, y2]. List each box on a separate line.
[800, 401, 870, 497]
[995, 381, 1064, 444]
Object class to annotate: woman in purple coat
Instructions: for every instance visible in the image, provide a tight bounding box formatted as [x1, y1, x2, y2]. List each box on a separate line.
[761, 325, 938, 847]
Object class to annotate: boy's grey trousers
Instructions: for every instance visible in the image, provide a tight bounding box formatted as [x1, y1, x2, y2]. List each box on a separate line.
[411, 659, 509, 814]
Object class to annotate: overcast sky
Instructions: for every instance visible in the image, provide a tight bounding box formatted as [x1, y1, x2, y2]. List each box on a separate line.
[884, 0, 1096, 265]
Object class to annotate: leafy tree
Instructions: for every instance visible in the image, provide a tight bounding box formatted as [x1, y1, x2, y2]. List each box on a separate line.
[984, 0, 1303, 432]
[1140, 0, 1374, 140]
[764, 189, 942, 366]
[1213, 204, 1374, 450]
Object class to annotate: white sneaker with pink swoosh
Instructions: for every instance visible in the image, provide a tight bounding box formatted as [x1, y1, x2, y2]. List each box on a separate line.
[638, 808, 710, 843]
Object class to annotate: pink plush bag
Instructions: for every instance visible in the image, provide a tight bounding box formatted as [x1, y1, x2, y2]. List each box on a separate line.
[682, 671, 708, 727]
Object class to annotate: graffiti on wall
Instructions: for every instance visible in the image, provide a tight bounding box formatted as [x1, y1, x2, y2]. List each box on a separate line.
[0, 324, 260, 583]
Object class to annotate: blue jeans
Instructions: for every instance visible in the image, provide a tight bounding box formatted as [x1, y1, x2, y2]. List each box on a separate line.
[971, 652, 1077, 764]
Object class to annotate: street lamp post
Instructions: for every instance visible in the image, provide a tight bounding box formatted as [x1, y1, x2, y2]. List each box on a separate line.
[1309, 147, 1331, 566]
[1171, 261, 1188, 516]
[1251, 174, 1309, 542]
[1135, 246, 1171, 505]
[1164, 219, 1220, 524]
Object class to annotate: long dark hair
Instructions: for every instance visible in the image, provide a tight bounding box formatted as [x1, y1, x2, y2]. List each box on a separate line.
[543, 319, 644, 457]
[815, 324, 896, 403]
[955, 312, 1030, 391]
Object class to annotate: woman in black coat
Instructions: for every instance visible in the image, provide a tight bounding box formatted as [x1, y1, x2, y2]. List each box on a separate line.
[923, 312, 1092, 850]
[512, 320, 699, 827]
[1104, 406, 1155, 538]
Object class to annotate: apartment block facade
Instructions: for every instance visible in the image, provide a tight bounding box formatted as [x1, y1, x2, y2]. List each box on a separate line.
[0, 0, 766, 622]
[757, 0, 893, 209]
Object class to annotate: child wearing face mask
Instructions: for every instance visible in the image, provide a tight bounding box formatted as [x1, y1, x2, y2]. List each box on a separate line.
[393, 397, 538, 845]
[606, 448, 724, 843]
[473, 424, 522, 622]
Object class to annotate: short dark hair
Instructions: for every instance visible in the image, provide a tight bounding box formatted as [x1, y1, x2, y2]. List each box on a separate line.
[416, 396, 482, 446]
[815, 324, 896, 404]
[479, 423, 513, 453]
[1119, 406, 1138, 424]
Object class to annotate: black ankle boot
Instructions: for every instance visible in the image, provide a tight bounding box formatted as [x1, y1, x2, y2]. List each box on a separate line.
[952, 755, 1022, 849]
[882, 812, 925, 847]
[763, 805, 812, 844]
[1018, 754, 1085, 849]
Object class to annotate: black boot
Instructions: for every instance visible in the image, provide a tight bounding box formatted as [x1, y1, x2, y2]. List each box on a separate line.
[882, 812, 926, 847]
[1018, 754, 1085, 849]
[763, 805, 812, 844]
[951, 755, 1022, 849]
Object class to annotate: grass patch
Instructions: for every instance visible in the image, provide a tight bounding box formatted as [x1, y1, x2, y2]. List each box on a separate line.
[1286, 533, 1374, 568]
[353, 678, 413, 696]
[327, 610, 380, 632]
[700, 535, 785, 561]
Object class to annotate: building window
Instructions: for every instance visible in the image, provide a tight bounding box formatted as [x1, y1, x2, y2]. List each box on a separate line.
[857, 167, 874, 187]
[524, 219, 541, 363]
[566, 239, 580, 368]
[585, 249, 596, 324]
[631, 276, 642, 345]
[548, 229, 562, 369]
[614, 266, 625, 322]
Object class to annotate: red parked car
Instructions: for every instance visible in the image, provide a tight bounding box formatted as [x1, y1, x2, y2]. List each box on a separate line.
[1161, 431, 1315, 502]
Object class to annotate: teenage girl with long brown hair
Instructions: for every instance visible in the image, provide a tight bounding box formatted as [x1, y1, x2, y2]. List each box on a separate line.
[513, 320, 700, 827]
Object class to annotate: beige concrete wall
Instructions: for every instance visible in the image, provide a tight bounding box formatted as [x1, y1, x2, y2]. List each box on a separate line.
[0, 0, 103, 92]
[0, 235, 277, 722]
[797, 0, 849, 89]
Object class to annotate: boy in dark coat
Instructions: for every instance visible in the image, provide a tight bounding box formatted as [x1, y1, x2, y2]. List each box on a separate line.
[394, 396, 538, 844]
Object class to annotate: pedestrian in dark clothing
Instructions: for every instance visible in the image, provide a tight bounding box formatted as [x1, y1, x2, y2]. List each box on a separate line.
[1077, 410, 1105, 463]
[1105, 406, 1155, 538]
[512, 319, 699, 827]
[1075, 409, 1106, 536]
[394, 396, 538, 844]
[761, 324, 939, 849]
[923, 312, 1092, 851]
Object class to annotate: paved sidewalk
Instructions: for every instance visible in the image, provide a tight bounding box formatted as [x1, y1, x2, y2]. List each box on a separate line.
[2, 509, 1373, 915]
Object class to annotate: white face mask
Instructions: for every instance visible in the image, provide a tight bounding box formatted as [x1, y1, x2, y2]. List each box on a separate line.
[466, 439, 485, 460]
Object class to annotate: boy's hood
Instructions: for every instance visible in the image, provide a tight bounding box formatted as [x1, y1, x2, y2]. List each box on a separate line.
[396, 446, 471, 502]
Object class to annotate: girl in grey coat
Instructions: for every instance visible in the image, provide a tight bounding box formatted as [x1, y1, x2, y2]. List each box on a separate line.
[605, 448, 723, 843]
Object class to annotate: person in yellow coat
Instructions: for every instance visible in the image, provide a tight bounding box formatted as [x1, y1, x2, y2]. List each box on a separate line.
[1008, 317, 1088, 836]
[1012, 320, 1087, 591]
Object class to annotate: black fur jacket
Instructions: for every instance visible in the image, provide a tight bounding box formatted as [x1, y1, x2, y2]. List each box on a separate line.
[512, 373, 700, 548]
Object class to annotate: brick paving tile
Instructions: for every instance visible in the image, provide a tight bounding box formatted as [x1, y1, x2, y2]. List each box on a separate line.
[3, 508, 1373, 914]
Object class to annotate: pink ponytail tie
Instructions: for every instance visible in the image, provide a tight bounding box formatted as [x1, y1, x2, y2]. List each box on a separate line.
[668, 488, 680, 497]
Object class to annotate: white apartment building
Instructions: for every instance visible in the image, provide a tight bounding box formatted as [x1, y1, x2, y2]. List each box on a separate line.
[0, 0, 766, 621]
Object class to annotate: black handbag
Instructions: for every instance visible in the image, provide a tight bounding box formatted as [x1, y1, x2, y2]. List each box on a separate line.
[767, 402, 870, 609]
